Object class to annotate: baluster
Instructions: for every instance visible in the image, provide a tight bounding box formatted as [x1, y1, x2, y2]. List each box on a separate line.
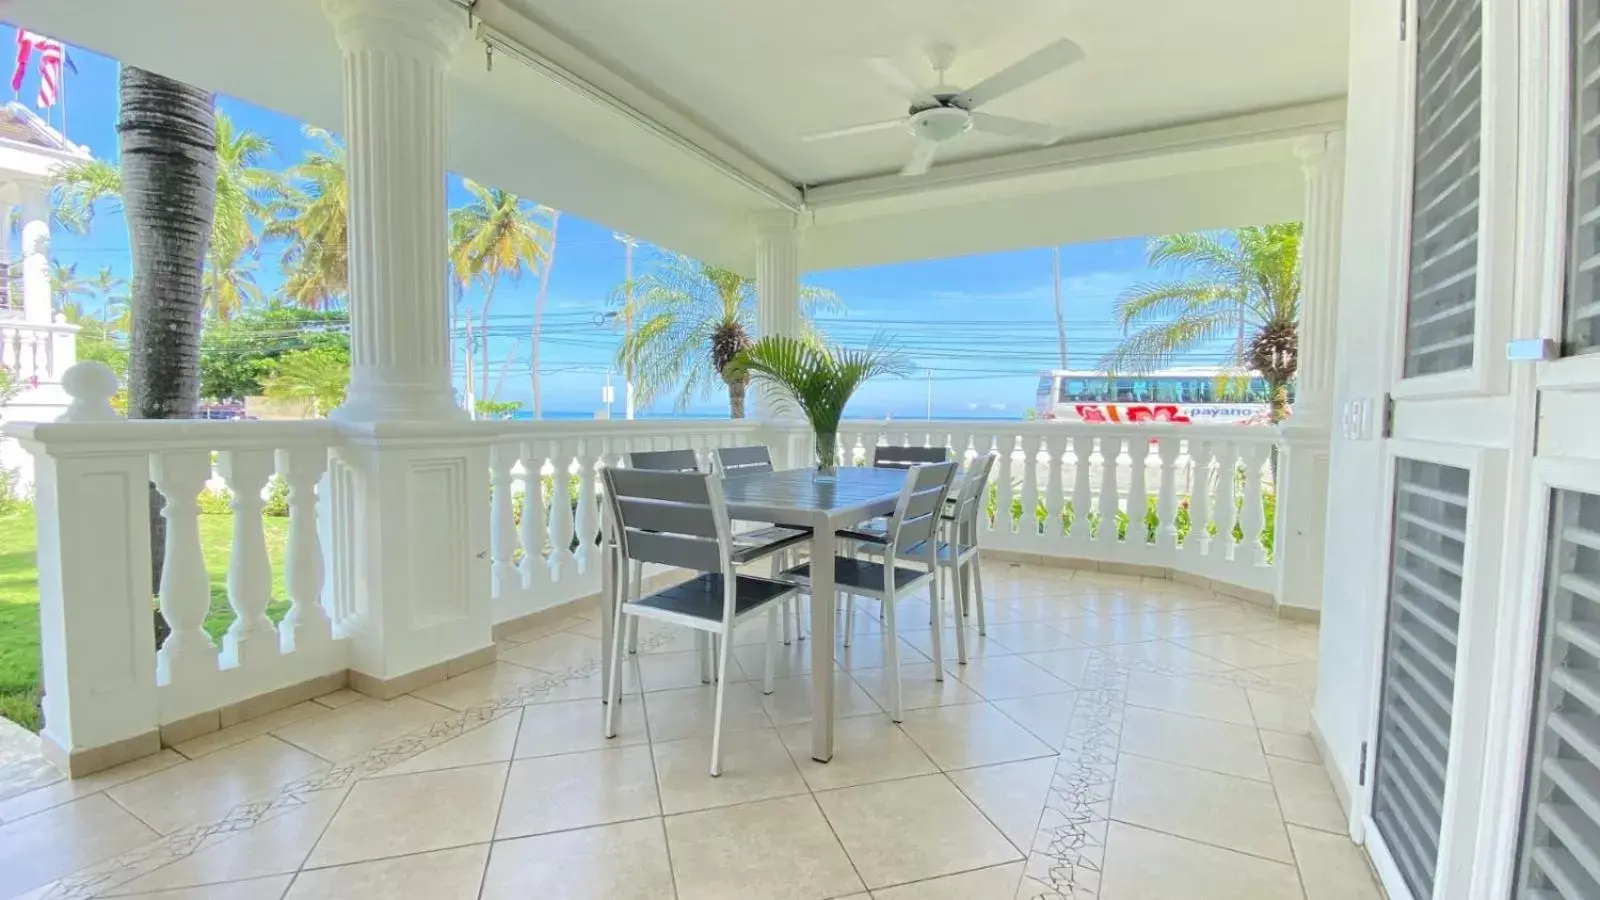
[1156, 437, 1180, 551]
[1188, 440, 1214, 558]
[151, 451, 217, 684]
[1020, 435, 1041, 539]
[995, 435, 1016, 535]
[574, 442, 599, 571]
[1126, 436, 1149, 547]
[549, 444, 576, 579]
[1096, 436, 1119, 545]
[1240, 443, 1269, 566]
[490, 443, 521, 600]
[219, 449, 276, 668]
[1043, 433, 1067, 544]
[1218, 442, 1244, 561]
[276, 446, 332, 653]
[1068, 435, 1093, 547]
[519, 446, 546, 584]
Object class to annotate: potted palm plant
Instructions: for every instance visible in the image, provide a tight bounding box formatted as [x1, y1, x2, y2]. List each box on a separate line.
[737, 336, 914, 479]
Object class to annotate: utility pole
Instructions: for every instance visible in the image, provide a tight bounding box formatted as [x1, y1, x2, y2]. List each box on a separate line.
[926, 369, 933, 421]
[614, 232, 639, 419]
[1052, 245, 1068, 369]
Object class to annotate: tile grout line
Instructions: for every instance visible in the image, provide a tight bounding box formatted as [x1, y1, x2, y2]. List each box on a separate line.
[474, 716, 520, 900]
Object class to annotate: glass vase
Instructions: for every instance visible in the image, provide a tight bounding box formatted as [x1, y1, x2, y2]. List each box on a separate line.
[815, 430, 838, 480]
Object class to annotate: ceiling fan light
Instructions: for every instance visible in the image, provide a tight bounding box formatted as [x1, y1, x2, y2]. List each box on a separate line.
[908, 107, 972, 143]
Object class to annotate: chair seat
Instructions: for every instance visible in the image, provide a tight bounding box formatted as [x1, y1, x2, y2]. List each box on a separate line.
[856, 540, 974, 565]
[781, 556, 929, 596]
[626, 572, 796, 624]
[835, 520, 889, 544]
[731, 526, 811, 564]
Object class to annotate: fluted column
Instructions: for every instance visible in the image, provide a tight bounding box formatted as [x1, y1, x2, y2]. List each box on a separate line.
[753, 211, 801, 423]
[324, 0, 467, 423]
[21, 189, 50, 324]
[1276, 130, 1346, 616]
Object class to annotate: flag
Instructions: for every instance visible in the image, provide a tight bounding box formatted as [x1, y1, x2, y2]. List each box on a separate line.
[36, 36, 63, 108]
[11, 30, 36, 92]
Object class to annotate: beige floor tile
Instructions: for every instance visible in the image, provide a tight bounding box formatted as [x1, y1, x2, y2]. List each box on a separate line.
[522, 668, 615, 705]
[1248, 662, 1319, 696]
[563, 616, 605, 638]
[0, 750, 185, 823]
[174, 703, 330, 760]
[1236, 625, 1320, 660]
[870, 862, 1025, 899]
[121, 875, 294, 899]
[312, 689, 363, 709]
[734, 640, 836, 680]
[1117, 706, 1269, 781]
[1168, 607, 1283, 639]
[642, 681, 773, 743]
[1175, 634, 1310, 669]
[897, 703, 1055, 770]
[1267, 755, 1347, 833]
[480, 819, 675, 900]
[305, 762, 506, 868]
[652, 728, 808, 814]
[0, 794, 158, 897]
[500, 615, 586, 644]
[1289, 824, 1384, 900]
[1012, 649, 1098, 684]
[834, 636, 931, 672]
[633, 648, 748, 692]
[271, 696, 451, 762]
[1052, 610, 1189, 646]
[853, 663, 984, 712]
[815, 773, 1021, 890]
[497, 631, 604, 671]
[1248, 687, 1312, 735]
[1260, 728, 1320, 763]
[987, 692, 1080, 750]
[384, 711, 522, 776]
[515, 696, 648, 758]
[948, 756, 1058, 851]
[108, 791, 345, 895]
[288, 844, 488, 900]
[1124, 671, 1256, 726]
[495, 745, 660, 838]
[980, 623, 1089, 655]
[950, 655, 1075, 699]
[1097, 822, 1302, 900]
[760, 673, 883, 725]
[107, 736, 328, 834]
[408, 661, 556, 710]
[896, 627, 1009, 663]
[777, 715, 938, 791]
[1110, 754, 1290, 862]
[1093, 640, 1237, 673]
[666, 795, 866, 900]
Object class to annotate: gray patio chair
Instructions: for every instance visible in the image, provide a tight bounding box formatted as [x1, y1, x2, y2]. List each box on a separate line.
[601, 467, 798, 776]
[871, 445, 950, 469]
[780, 461, 958, 722]
[713, 445, 813, 645]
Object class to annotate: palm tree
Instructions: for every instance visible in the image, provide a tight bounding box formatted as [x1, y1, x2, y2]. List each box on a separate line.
[48, 261, 92, 312]
[261, 346, 350, 417]
[90, 265, 130, 333]
[529, 210, 560, 418]
[203, 241, 265, 321]
[267, 127, 348, 310]
[1098, 224, 1302, 421]
[617, 254, 842, 418]
[449, 179, 551, 407]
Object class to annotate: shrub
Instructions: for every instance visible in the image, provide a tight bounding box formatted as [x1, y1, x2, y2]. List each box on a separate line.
[0, 466, 29, 516]
[197, 487, 234, 516]
[264, 476, 290, 517]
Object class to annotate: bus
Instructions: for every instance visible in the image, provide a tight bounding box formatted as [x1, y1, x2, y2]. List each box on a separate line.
[1034, 369, 1292, 425]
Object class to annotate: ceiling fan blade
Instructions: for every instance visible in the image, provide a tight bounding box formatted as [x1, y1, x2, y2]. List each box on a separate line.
[957, 38, 1085, 109]
[969, 112, 1063, 145]
[802, 118, 906, 142]
[869, 57, 938, 105]
[900, 139, 939, 177]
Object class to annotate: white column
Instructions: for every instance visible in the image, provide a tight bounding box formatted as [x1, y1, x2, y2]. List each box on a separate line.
[21, 190, 51, 323]
[1276, 130, 1345, 615]
[752, 212, 806, 463]
[318, 0, 493, 693]
[324, 0, 466, 424]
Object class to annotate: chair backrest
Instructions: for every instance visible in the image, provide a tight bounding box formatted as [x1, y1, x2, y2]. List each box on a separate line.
[627, 448, 701, 472]
[951, 453, 998, 541]
[872, 445, 949, 469]
[885, 462, 959, 559]
[601, 467, 731, 574]
[714, 445, 775, 478]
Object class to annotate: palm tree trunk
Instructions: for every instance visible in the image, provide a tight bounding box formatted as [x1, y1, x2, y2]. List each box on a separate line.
[119, 66, 217, 638]
[727, 374, 747, 419]
[479, 272, 499, 404]
[1052, 246, 1068, 369]
[531, 211, 560, 420]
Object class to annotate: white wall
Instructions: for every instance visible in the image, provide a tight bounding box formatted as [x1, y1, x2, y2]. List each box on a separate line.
[1314, 0, 1404, 813]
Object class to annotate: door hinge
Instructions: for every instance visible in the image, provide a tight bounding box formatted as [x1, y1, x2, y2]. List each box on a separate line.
[1358, 741, 1370, 787]
[1399, 0, 1409, 40]
[1380, 393, 1396, 439]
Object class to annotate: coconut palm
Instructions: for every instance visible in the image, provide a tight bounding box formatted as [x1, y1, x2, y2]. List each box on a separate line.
[1098, 224, 1302, 421]
[49, 260, 92, 312]
[90, 265, 130, 333]
[617, 254, 842, 418]
[261, 345, 351, 417]
[267, 127, 348, 310]
[448, 179, 551, 406]
[529, 210, 560, 418]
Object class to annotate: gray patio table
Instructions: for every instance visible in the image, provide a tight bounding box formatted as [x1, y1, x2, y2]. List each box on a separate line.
[599, 465, 909, 763]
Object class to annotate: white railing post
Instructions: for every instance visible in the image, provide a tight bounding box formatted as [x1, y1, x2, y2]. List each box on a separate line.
[218, 449, 278, 669]
[573, 441, 599, 573]
[1219, 442, 1244, 562]
[1156, 436, 1181, 551]
[548, 443, 577, 579]
[1020, 435, 1041, 541]
[489, 443, 521, 602]
[1240, 443, 1270, 567]
[1096, 436, 1119, 546]
[1068, 435, 1093, 549]
[1043, 433, 1067, 545]
[1126, 435, 1149, 548]
[1188, 440, 1214, 558]
[519, 443, 546, 586]
[277, 446, 332, 653]
[995, 435, 1016, 535]
[151, 450, 219, 686]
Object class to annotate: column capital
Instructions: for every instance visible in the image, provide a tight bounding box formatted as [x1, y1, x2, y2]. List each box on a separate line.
[1293, 130, 1346, 173]
[749, 210, 799, 237]
[322, 0, 469, 62]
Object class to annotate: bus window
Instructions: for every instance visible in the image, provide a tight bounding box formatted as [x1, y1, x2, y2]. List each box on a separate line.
[1153, 378, 1181, 402]
[1059, 379, 1088, 401]
[1114, 379, 1135, 401]
[1037, 375, 1055, 399]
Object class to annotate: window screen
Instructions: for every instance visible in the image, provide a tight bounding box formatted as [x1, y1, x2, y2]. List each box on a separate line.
[1372, 459, 1470, 899]
[1513, 490, 1600, 899]
[1567, 0, 1600, 355]
[1402, 0, 1483, 378]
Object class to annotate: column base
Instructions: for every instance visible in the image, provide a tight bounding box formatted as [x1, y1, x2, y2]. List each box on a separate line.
[331, 380, 464, 425]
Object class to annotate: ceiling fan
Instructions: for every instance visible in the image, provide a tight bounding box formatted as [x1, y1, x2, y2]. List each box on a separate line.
[802, 38, 1085, 177]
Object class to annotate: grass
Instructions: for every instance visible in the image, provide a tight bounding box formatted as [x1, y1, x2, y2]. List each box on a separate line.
[0, 507, 290, 732]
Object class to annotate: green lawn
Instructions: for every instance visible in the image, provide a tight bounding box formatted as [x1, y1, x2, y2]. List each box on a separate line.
[0, 508, 290, 732]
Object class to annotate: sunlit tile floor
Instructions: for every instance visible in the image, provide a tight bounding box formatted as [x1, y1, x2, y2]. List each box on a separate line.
[0, 562, 1385, 900]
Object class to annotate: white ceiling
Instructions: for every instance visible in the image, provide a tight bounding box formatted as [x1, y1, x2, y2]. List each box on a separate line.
[507, 0, 1351, 184]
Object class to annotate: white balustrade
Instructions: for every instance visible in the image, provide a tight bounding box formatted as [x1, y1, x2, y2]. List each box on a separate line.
[0, 320, 76, 385]
[218, 449, 276, 668]
[277, 445, 331, 653]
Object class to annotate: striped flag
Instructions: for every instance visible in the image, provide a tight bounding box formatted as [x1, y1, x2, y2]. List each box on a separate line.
[10, 30, 67, 108]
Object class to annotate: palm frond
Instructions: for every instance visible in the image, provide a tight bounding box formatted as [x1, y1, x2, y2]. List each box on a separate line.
[738, 336, 913, 436]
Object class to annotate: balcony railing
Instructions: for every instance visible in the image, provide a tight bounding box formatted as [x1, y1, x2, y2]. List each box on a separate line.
[3, 369, 1284, 777]
[0, 319, 77, 386]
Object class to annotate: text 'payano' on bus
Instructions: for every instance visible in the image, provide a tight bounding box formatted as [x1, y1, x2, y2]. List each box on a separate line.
[1035, 369, 1294, 426]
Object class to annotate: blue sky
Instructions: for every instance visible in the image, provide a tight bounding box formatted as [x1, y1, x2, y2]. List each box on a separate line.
[19, 26, 1238, 419]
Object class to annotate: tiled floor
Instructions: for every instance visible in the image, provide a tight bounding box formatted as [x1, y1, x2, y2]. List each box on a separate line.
[0, 563, 1386, 900]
